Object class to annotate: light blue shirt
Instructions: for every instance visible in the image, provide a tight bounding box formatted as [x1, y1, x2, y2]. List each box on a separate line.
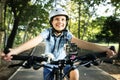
[40, 28, 73, 60]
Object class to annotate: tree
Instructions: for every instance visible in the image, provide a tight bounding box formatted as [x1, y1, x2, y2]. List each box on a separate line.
[4, 0, 31, 51]
[0, 0, 7, 65]
[0, 0, 6, 44]
[97, 16, 120, 58]
[4, 0, 53, 51]
[104, 16, 120, 58]
[69, 0, 108, 40]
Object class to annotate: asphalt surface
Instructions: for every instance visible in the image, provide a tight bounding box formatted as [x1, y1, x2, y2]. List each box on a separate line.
[8, 43, 117, 80]
[8, 66, 116, 80]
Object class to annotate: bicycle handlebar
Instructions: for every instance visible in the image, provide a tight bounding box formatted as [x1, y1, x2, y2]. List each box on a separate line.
[49, 52, 106, 66]
[11, 55, 48, 62]
[5, 46, 116, 80]
[7, 46, 115, 69]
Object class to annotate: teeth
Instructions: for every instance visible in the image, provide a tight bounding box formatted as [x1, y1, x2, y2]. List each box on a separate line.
[57, 24, 62, 26]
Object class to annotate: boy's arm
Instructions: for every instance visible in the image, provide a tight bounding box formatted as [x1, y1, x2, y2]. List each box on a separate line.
[71, 36, 115, 57]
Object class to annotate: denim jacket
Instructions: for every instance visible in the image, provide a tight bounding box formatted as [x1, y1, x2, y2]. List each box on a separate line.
[40, 28, 73, 60]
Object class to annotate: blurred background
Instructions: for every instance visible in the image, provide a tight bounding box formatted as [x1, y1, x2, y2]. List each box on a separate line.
[0, 0, 120, 80]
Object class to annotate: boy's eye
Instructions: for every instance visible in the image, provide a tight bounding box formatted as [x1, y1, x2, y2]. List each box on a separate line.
[54, 18, 66, 21]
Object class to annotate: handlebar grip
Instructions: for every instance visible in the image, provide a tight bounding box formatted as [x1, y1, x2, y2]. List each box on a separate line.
[3, 47, 10, 54]
[109, 46, 115, 52]
[95, 46, 115, 58]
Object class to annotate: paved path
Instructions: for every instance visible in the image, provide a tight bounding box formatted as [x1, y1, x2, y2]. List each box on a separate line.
[8, 66, 116, 80]
[8, 44, 116, 80]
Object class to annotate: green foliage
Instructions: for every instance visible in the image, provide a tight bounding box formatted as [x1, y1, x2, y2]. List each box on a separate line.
[4, 0, 53, 46]
[18, 3, 50, 38]
[104, 16, 120, 42]
[3, 0, 120, 45]
[95, 16, 120, 43]
[68, 0, 107, 41]
[68, 0, 120, 42]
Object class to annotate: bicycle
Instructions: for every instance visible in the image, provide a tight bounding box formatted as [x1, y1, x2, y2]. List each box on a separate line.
[7, 46, 115, 80]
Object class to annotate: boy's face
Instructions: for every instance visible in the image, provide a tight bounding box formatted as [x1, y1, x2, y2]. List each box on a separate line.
[52, 16, 67, 32]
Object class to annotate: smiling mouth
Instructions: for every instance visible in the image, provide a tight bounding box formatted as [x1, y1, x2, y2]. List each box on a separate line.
[56, 24, 64, 27]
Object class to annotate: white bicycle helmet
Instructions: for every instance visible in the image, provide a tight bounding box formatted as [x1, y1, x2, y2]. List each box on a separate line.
[49, 8, 69, 20]
[49, 8, 69, 33]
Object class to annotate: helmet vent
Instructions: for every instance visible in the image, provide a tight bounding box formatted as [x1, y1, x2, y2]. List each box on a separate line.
[49, 8, 69, 20]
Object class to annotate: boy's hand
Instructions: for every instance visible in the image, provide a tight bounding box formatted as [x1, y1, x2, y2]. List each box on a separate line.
[1, 49, 14, 61]
[106, 49, 116, 58]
